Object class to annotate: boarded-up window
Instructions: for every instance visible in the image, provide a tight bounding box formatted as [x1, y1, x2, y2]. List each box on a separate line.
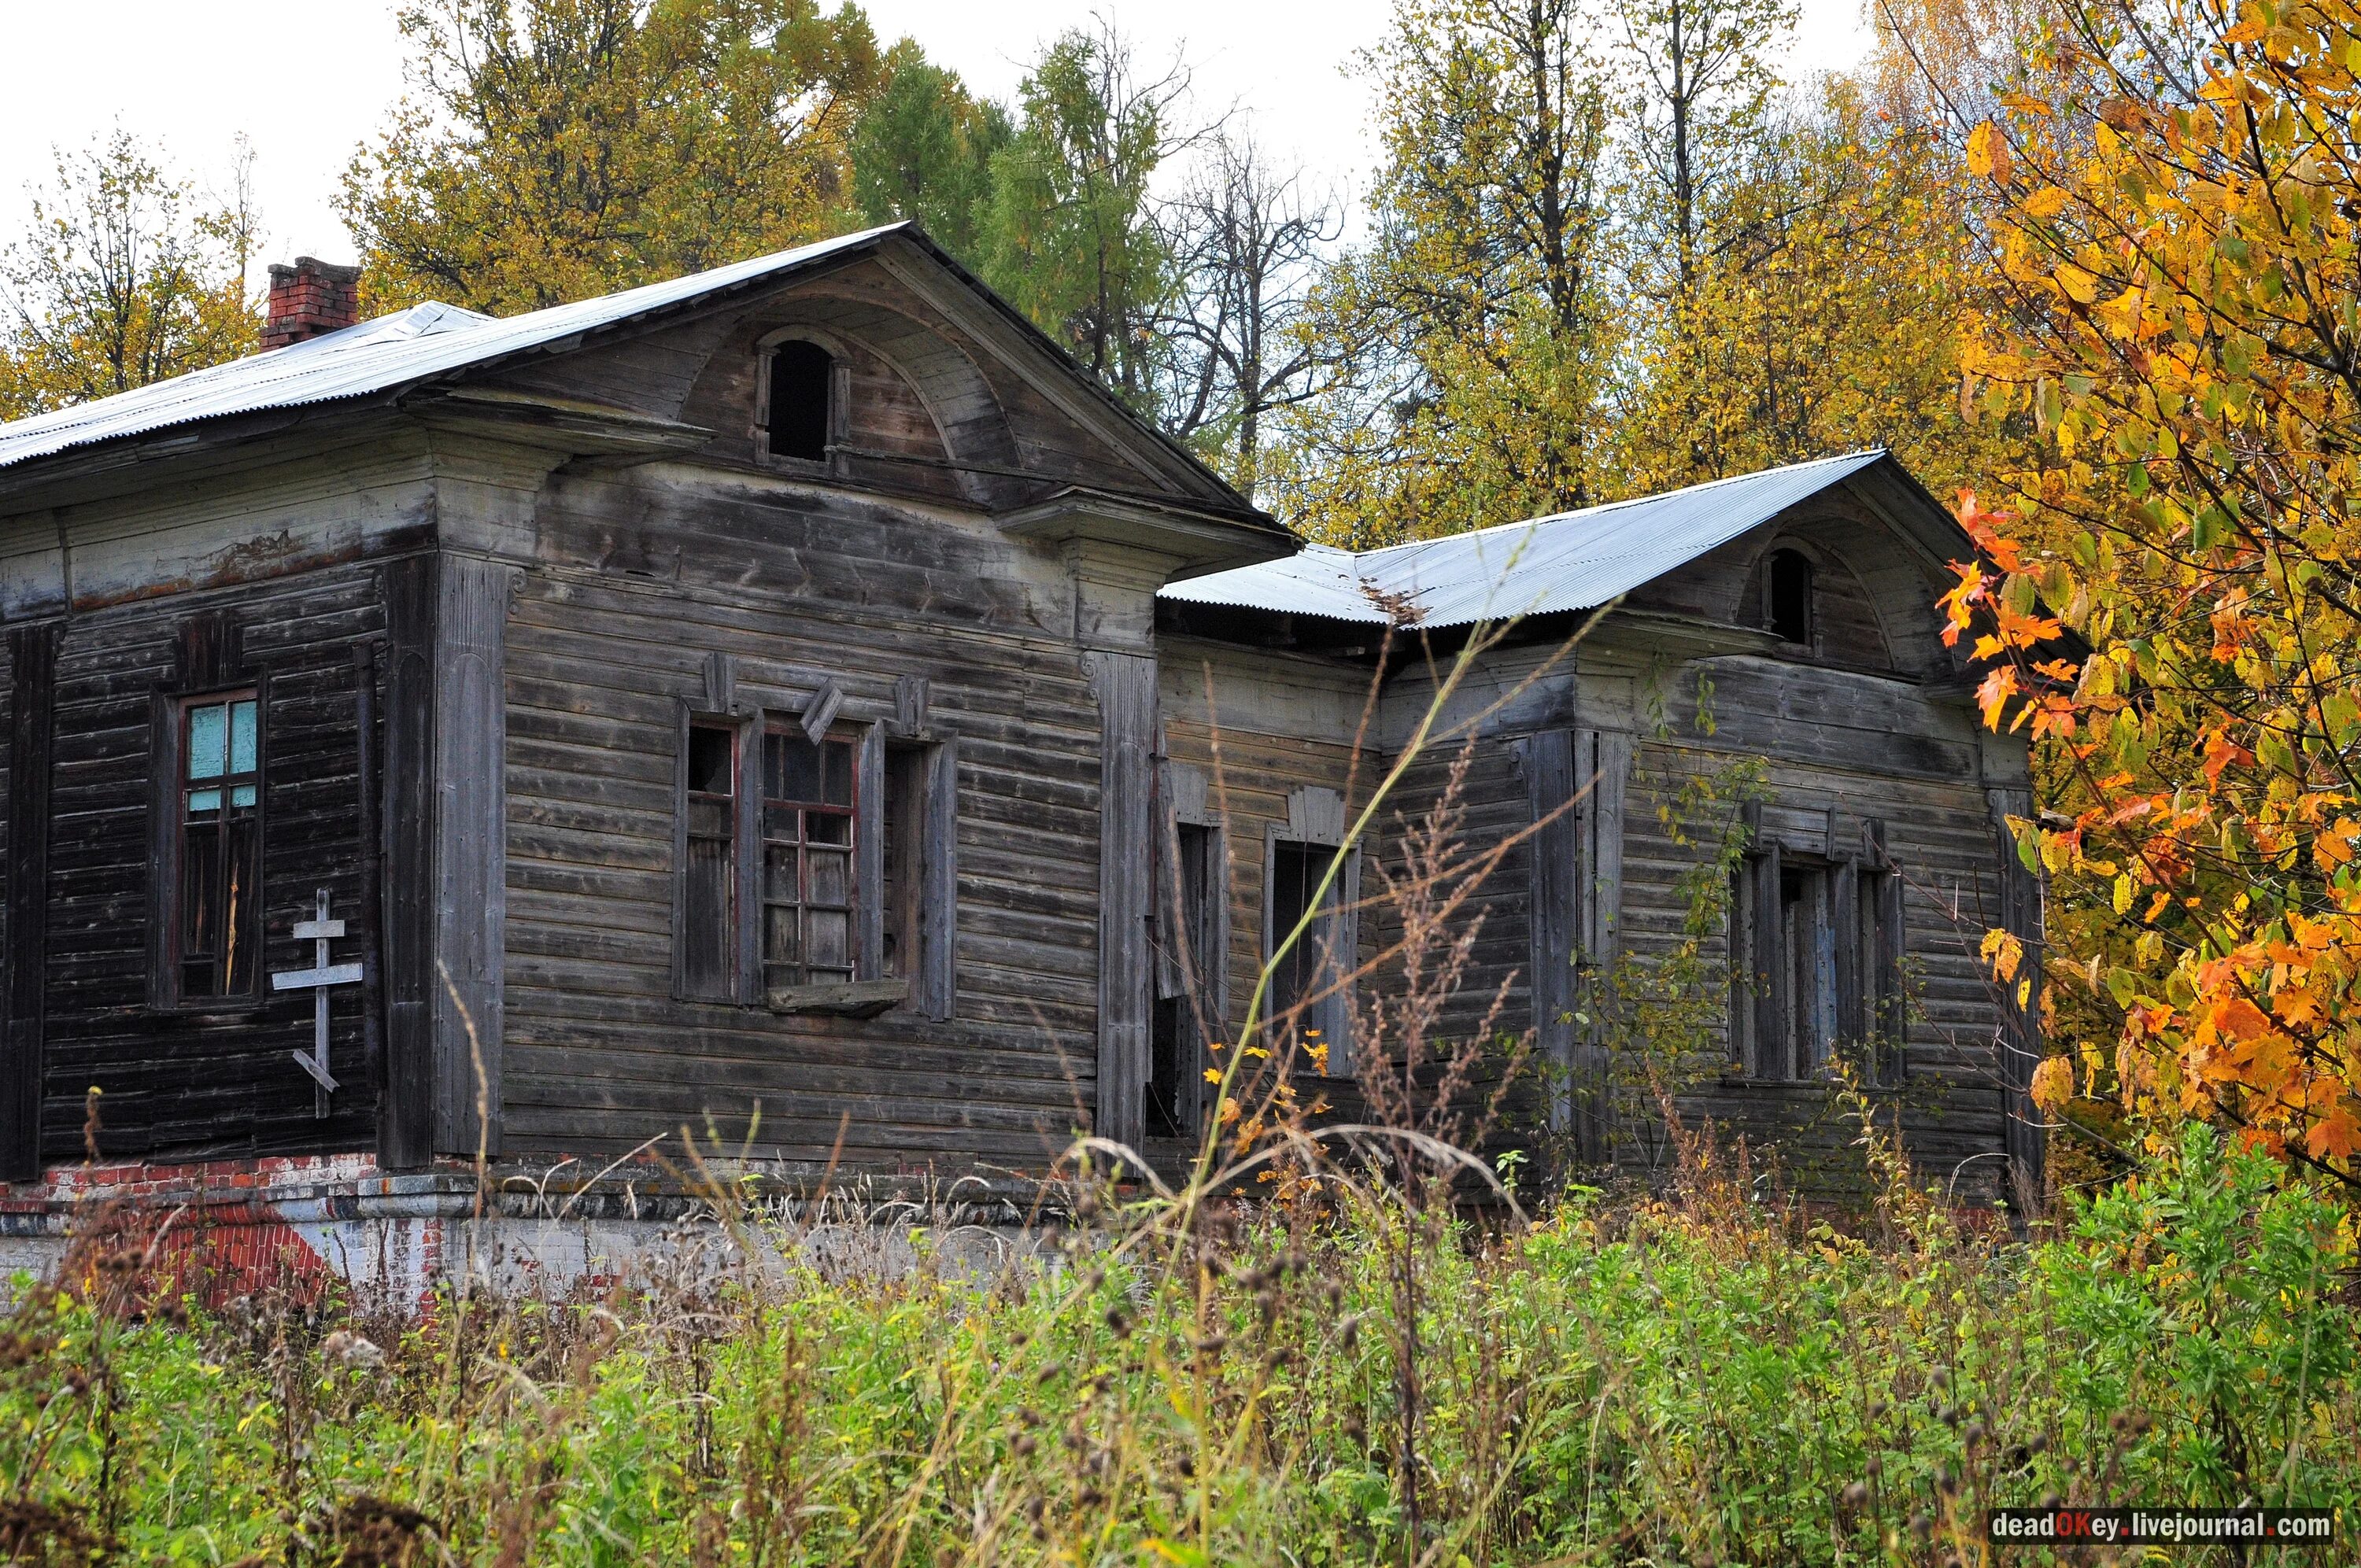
[176, 692, 261, 1000]
[881, 743, 921, 981]
[1733, 832, 1902, 1082]
[681, 722, 737, 997]
[760, 727, 858, 993]
[881, 736, 956, 1019]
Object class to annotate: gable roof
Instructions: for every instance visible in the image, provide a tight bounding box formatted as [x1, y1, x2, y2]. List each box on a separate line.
[0, 224, 1259, 520]
[1160, 449, 1922, 628]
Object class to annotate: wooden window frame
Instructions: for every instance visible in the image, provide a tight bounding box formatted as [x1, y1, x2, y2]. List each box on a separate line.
[1150, 813, 1225, 1138]
[1731, 813, 1905, 1085]
[756, 718, 863, 997]
[882, 736, 958, 1022]
[752, 328, 852, 475]
[673, 704, 937, 1018]
[149, 681, 270, 1013]
[674, 713, 748, 1002]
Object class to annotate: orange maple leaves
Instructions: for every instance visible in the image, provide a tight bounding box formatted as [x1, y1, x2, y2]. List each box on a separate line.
[1951, 485, 2361, 1179]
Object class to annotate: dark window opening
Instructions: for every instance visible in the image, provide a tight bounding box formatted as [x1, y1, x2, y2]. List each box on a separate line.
[1148, 823, 1216, 1138]
[176, 692, 261, 1000]
[1768, 548, 1813, 645]
[881, 742, 926, 980]
[682, 721, 738, 997]
[1268, 836, 1352, 1064]
[761, 727, 858, 992]
[767, 341, 834, 463]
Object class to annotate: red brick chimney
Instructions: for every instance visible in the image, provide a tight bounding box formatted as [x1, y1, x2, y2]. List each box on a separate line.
[261, 256, 362, 349]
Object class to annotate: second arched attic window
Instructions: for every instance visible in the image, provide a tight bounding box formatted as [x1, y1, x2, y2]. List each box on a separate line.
[766, 339, 835, 463]
[1766, 548, 1813, 647]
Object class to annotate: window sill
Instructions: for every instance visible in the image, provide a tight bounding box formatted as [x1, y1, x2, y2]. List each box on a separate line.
[766, 979, 907, 1018]
[755, 450, 840, 479]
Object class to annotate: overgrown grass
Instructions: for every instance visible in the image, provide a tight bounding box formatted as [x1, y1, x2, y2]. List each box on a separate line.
[2, 1127, 2354, 1566]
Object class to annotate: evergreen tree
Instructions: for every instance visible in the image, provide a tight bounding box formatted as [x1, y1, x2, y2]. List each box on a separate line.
[848, 47, 1010, 265]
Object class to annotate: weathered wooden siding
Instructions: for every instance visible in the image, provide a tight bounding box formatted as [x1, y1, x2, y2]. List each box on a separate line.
[1158, 641, 1376, 1067]
[1365, 736, 1539, 1116]
[497, 463, 1110, 1172]
[487, 256, 1192, 514]
[1622, 487, 1964, 681]
[1591, 644, 2012, 1198]
[34, 566, 386, 1161]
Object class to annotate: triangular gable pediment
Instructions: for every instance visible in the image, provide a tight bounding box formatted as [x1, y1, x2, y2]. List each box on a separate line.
[0, 225, 1275, 544]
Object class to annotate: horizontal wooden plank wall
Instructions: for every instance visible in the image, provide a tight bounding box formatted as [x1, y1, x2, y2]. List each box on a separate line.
[1155, 718, 1372, 1076]
[497, 467, 1110, 1174]
[1613, 724, 2012, 1199]
[1, 625, 46, 1180]
[35, 566, 386, 1162]
[1365, 733, 1549, 1145]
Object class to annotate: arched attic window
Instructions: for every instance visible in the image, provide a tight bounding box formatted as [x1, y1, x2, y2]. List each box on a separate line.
[765, 339, 835, 463]
[1766, 548, 1813, 646]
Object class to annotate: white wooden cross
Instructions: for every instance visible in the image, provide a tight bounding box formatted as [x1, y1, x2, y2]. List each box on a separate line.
[272, 887, 364, 1118]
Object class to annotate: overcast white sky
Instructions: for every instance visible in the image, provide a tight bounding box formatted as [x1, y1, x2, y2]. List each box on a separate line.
[0, 0, 1878, 277]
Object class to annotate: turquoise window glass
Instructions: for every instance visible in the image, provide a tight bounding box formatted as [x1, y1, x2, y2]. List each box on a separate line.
[227, 699, 257, 774]
[187, 703, 226, 780]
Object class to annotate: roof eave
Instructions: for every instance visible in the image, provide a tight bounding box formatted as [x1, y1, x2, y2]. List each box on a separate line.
[998, 486, 1295, 578]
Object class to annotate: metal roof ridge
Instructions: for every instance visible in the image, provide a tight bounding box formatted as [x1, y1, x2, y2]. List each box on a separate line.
[0, 223, 914, 472]
[1349, 447, 1890, 567]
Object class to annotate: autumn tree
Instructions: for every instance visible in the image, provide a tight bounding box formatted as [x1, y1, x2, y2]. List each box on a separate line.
[1949, 0, 2361, 1184]
[0, 131, 260, 420]
[1270, 0, 1621, 544]
[1607, 76, 2008, 497]
[1617, 0, 1795, 298]
[342, 0, 886, 314]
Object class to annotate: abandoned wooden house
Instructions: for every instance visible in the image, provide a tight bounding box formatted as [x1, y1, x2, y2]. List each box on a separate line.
[0, 225, 2040, 1286]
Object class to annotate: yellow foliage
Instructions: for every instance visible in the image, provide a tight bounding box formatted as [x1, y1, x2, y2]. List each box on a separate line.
[1949, 0, 2361, 1187]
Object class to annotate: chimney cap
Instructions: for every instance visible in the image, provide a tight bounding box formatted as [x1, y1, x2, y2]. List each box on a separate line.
[267, 255, 362, 286]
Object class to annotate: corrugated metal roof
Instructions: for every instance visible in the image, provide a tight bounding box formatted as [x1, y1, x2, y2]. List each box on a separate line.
[1160, 450, 1890, 629]
[1157, 541, 1387, 621]
[0, 223, 900, 473]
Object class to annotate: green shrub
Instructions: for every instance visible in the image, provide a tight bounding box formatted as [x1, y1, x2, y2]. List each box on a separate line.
[0, 1131, 2353, 1565]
